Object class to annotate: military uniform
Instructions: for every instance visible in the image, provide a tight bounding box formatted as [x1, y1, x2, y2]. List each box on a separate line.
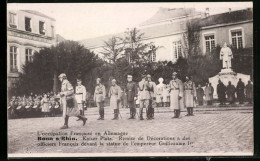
[196, 87, 204, 106]
[226, 83, 236, 104]
[217, 81, 226, 105]
[94, 83, 106, 120]
[146, 80, 157, 119]
[184, 80, 196, 116]
[59, 73, 87, 129]
[236, 80, 245, 104]
[75, 84, 87, 115]
[169, 77, 184, 118]
[109, 84, 122, 120]
[245, 81, 253, 104]
[126, 80, 137, 119]
[205, 85, 214, 105]
[138, 79, 150, 120]
[156, 84, 164, 106]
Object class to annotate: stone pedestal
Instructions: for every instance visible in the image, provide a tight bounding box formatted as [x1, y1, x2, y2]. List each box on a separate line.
[208, 68, 250, 99]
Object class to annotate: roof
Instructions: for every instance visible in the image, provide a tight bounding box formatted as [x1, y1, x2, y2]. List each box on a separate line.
[21, 10, 56, 21]
[79, 8, 253, 49]
[140, 7, 202, 26]
[198, 8, 253, 28]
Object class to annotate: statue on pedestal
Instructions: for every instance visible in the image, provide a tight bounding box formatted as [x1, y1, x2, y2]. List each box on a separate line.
[220, 42, 233, 69]
[156, 78, 165, 107]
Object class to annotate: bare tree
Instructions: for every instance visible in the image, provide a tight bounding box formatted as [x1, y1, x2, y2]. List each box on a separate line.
[101, 36, 125, 64]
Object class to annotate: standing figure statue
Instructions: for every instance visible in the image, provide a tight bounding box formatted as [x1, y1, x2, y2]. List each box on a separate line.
[220, 42, 233, 69]
[156, 78, 165, 107]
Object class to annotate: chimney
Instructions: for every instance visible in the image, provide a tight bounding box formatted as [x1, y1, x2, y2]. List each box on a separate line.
[205, 8, 209, 17]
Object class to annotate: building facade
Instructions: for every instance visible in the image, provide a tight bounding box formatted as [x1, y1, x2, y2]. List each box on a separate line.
[79, 7, 253, 63]
[7, 10, 56, 91]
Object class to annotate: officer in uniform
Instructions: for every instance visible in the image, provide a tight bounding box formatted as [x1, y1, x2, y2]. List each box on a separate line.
[138, 75, 149, 120]
[169, 72, 184, 118]
[146, 74, 157, 119]
[58, 73, 87, 129]
[236, 78, 245, 104]
[126, 75, 137, 119]
[184, 76, 197, 116]
[109, 79, 122, 120]
[94, 78, 106, 120]
[75, 78, 87, 118]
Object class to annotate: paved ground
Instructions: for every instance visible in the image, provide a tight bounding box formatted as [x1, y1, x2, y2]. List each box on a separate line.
[8, 105, 253, 156]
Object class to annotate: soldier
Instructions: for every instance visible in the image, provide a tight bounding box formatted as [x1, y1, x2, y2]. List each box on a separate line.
[184, 76, 196, 116]
[41, 94, 50, 117]
[109, 79, 122, 120]
[162, 84, 170, 107]
[126, 75, 138, 119]
[205, 83, 213, 105]
[75, 78, 87, 119]
[169, 72, 184, 118]
[138, 75, 149, 120]
[196, 84, 204, 106]
[217, 80, 226, 105]
[245, 80, 253, 104]
[226, 81, 236, 105]
[94, 78, 106, 120]
[58, 73, 87, 129]
[146, 74, 157, 119]
[236, 78, 245, 104]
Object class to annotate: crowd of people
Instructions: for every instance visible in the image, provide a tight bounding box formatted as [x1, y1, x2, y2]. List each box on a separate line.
[8, 92, 63, 119]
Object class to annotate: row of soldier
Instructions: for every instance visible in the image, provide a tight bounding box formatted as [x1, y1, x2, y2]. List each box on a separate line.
[8, 93, 62, 119]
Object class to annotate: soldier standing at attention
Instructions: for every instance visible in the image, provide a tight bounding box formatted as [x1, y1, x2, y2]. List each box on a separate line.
[245, 80, 253, 104]
[138, 75, 149, 120]
[75, 78, 87, 120]
[126, 75, 137, 119]
[146, 74, 157, 119]
[184, 76, 197, 116]
[94, 78, 106, 120]
[169, 72, 184, 119]
[109, 79, 122, 120]
[196, 84, 204, 106]
[236, 78, 245, 104]
[217, 80, 226, 105]
[58, 73, 87, 129]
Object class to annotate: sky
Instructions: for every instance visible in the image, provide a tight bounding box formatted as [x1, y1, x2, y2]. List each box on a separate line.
[8, 2, 253, 41]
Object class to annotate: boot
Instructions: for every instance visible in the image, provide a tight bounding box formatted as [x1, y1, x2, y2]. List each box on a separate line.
[185, 108, 190, 116]
[151, 108, 154, 119]
[133, 108, 136, 119]
[97, 108, 102, 120]
[146, 108, 151, 120]
[77, 110, 83, 121]
[139, 108, 144, 120]
[116, 109, 119, 120]
[77, 115, 87, 126]
[112, 109, 117, 120]
[190, 108, 194, 116]
[128, 108, 133, 119]
[172, 110, 177, 119]
[101, 108, 104, 120]
[60, 116, 69, 129]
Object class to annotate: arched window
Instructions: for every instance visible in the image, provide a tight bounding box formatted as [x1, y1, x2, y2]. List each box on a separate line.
[25, 48, 34, 63]
[10, 46, 18, 72]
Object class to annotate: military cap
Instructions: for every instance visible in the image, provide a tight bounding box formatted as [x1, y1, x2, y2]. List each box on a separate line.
[96, 78, 101, 81]
[112, 79, 116, 82]
[58, 73, 67, 78]
[127, 75, 132, 78]
[172, 72, 177, 75]
[147, 74, 151, 78]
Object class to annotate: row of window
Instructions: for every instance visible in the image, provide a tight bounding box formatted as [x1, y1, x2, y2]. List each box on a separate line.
[204, 29, 243, 52]
[9, 46, 34, 72]
[9, 12, 55, 37]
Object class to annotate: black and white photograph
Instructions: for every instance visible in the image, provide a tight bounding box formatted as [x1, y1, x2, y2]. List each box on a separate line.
[7, 2, 253, 157]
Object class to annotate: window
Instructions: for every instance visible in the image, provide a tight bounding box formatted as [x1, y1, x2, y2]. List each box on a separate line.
[10, 46, 18, 72]
[231, 29, 243, 49]
[39, 21, 46, 35]
[173, 41, 182, 59]
[205, 34, 215, 52]
[25, 17, 32, 32]
[25, 49, 33, 63]
[9, 12, 17, 28]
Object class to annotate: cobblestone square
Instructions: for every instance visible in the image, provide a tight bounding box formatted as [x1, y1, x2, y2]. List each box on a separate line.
[8, 106, 253, 156]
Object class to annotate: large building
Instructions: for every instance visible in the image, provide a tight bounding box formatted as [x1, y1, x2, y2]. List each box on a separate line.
[79, 7, 253, 62]
[7, 10, 56, 90]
